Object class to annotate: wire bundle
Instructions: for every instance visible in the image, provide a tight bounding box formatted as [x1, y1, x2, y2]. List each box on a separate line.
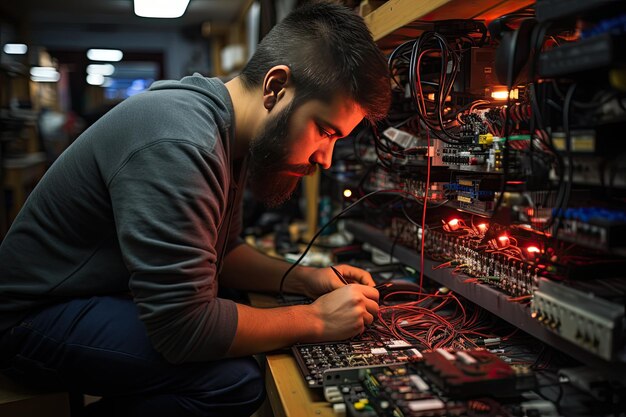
[369, 289, 506, 351]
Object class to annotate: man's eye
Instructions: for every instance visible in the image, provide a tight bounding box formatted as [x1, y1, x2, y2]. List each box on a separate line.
[318, 126, 333, 138]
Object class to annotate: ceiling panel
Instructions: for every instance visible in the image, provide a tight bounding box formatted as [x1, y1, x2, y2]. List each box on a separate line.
[13, 0, 248, 30]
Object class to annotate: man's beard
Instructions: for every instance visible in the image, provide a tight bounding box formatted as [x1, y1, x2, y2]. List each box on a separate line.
[247, 101, 316, 207]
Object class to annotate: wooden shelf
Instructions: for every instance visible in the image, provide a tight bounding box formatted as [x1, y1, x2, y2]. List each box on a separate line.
[365, 0, 535, 50]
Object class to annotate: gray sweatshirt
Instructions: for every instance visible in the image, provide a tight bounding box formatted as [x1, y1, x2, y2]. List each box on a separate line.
[0, 75, 244, 363]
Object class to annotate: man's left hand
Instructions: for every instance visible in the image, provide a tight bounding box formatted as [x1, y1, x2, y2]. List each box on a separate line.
[302, 264, 374, 298]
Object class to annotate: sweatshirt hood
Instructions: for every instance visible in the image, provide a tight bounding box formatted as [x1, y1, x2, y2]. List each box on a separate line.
[150, 74, 235, 140]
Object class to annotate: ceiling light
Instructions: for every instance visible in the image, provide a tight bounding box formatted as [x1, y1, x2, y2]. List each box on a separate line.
[87, 74, 105, 86]
[87, 64, 115, 76]
[3, 43, 28, 55]
[30, 67, 60, 82]
[87, 49, 123, 62]
[134, 0, 190, 18]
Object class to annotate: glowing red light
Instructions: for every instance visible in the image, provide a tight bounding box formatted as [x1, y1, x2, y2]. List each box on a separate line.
[527, 246, 541, 253]
[447, 218, 460, 231]
[497, 235, 510, 247]
[477, 223, 488, 232]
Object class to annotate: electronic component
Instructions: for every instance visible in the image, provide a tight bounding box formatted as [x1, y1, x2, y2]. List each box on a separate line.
[539, 33, 626, 77]
[293, 338, 423, 388]
[557, 207, 626, 250]
[444, 176, 498, 216]
[419, 348, 536, 398]
[324, 364, 462, 417]
[421, 223, 545, 297]
[322, 349, 535, 417]
[531, 278, 625, 360]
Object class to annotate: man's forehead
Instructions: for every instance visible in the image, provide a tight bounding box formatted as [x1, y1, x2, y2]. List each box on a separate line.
[300, 96, 365, 133]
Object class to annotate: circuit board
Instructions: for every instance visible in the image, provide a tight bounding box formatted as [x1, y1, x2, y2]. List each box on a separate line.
[293, 332, 423, 388]
[321, 349, 540, 417]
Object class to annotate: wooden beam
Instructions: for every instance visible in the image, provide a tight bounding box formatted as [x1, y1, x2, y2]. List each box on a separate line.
[364, 0, 451, 41]
[366, 0, 536, 44]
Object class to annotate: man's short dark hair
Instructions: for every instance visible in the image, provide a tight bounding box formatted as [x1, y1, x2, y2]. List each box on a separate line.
[240, 1, 391, 123]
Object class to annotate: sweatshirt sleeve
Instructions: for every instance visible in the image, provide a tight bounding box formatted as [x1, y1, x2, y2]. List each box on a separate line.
[108, 139, 237, 363]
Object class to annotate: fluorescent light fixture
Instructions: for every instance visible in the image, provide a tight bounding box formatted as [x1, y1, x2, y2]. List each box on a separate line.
[134, 0, 190, 18]
[3, 43, 28, 55]
[30, 67, 60, 82]
[87, 49, 123, 62]
[87, 74, 105, 86]
[87, 64, 115, 76]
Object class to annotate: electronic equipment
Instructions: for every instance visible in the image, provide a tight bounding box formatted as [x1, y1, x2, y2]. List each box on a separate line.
[321, 349, 536, 417]
[312, 2, 626, 414]
[531, 278, 625, 360]
[293, 336, 423, 388]
[538, 33, 626, 77]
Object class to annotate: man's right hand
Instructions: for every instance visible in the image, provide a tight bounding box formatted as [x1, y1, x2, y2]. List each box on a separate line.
[227, 283, 379, 357]
[307, 284, 379, 342]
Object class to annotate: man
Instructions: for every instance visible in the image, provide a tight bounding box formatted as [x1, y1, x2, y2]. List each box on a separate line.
[0, 2, 390, 416]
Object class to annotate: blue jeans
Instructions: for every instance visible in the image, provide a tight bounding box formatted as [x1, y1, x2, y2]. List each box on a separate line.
[0, 296, 265, 417]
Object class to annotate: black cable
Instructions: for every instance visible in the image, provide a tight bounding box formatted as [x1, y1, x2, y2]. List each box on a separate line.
[552, 83, 577, 235]
[489, 18, 535, 220]
[278, 189, 421, 298]
[389, 220, 406, 263]
[395, 31, 463, 144]
[488, 93, 512, 219]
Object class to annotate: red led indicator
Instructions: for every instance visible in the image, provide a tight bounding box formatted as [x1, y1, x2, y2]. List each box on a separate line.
[497, 235, 510, 247]
[527, 246, 541, 253]
[446, 218, 460, 231]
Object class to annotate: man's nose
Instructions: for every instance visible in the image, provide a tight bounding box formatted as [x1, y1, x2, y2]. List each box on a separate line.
[310, 141, 336, 170]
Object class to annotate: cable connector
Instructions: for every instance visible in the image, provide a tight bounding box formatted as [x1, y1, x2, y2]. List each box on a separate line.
[323, 386, 343, 403]
[476, 337, 501, 347]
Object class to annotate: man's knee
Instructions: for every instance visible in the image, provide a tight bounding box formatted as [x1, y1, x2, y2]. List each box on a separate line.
[224, 357, 265, 412]
[194, 356, 265, 417]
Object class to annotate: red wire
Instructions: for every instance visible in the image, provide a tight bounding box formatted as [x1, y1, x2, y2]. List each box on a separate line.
[416, 49, 431, 298]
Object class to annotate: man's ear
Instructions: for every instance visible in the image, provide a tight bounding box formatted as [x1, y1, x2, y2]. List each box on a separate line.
[262, 65, 291, 111]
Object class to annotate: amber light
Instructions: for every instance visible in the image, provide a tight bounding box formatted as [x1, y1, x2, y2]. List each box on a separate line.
[343, 189, 352, 198]
[426, 93, 452, 101]
[491, 88, 519, 100]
